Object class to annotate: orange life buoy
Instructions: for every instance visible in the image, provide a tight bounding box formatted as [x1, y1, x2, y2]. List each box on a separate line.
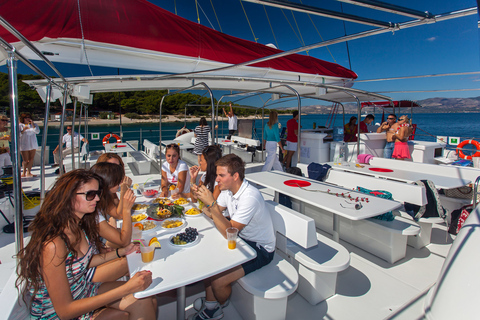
[456, 139, 480, 160]
[175, 127, 191, 138]
[102, 133, 122, 146]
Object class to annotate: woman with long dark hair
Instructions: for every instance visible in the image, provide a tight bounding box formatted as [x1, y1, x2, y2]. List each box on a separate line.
[16, 170, 156, 319]
[90, 162, 135, 248]
[190, 145, 223, 200]
[344, 116, 358, 142]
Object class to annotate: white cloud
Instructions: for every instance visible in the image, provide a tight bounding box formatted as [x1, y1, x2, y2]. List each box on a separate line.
[426, 36, 437, 42]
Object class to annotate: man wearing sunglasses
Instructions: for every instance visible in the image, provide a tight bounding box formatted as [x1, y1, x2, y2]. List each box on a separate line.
[52, 126, 88, 167]
[377, 114, 397, 158]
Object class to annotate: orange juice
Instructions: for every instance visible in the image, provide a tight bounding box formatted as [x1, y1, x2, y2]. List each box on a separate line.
[141, 249, 155, 262]
[228, 240, 236, 250]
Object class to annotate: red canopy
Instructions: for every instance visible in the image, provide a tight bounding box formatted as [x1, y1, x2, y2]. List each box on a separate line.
[0, 0, 357, 80]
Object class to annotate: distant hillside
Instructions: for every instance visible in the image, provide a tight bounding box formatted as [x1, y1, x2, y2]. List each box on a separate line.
[287, 97, 480, 114]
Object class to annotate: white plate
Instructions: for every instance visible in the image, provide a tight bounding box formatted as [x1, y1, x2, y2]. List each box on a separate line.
[172, 198, 191, 206]
[133, 220, 160, 234]
[131, 202, 149, 214]
[168, 234, 200, 248]
[160, 218, 187, 232]
[131, 212, 148, 223]
[184, 205, 203, 218]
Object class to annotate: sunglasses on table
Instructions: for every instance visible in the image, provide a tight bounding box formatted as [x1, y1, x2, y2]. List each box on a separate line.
[76, 190, 102, 201]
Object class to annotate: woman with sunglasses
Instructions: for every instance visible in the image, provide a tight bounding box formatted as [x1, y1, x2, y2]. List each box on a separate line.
[90, 162, 135, 248]
[16, 170, 156, 320]
[190, 145, 223, 201]
[19, 112, 40, 177]
[0, 115, 12, 173]
[392, 115, 413, 160]
[160, 143, 191, 198]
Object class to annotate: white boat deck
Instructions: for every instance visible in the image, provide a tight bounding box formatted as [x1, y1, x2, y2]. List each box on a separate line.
[0, 159, 455, 319]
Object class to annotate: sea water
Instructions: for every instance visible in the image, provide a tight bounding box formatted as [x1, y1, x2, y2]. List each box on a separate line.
[42, 113, 480, 159]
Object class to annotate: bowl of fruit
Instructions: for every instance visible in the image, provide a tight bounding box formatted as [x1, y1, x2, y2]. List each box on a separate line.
[139, 183, 160, 198]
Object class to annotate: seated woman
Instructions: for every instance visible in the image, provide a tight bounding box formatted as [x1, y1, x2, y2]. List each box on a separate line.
[96, 153, 132, 229]
[90, 162, 135, 248]
[190, 145, 223, 202]
[160, 143, 191, 199]
[344, 116, 358, 142]
[16, 169, 156, 320]
[392, 115, 413, 160]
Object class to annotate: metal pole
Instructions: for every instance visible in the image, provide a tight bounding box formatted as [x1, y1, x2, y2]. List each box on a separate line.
[78, 103, 84, 167]
[58, 84, 69, 175]
[71, 98, 77, 170]
[40, 83, 52, 203]
[7, 50, 24, 254]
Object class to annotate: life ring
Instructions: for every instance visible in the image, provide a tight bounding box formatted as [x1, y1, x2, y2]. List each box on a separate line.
[102, 133, 122, 146]
[456, 139, 480, 160]
[175, 127, 191, 138]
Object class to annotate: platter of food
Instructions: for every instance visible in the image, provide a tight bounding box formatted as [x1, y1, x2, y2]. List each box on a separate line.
[131, 212, 148, 222]
[131, 203, 149, 214]
[168, 227, 199, 247]
[153, 197, 173, 205]
[133, 220, 159, 233]
[173, 197, 190, 206]
[184, 206, 202, 217]
[160, 218, 186, 232]
[146, 203, 184, 220]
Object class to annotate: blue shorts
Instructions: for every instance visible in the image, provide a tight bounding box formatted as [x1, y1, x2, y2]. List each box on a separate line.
[384, 141, 395, 159]
[241, 238, 275, 275]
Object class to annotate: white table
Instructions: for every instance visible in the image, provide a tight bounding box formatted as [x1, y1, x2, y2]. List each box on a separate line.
[328, 162, 470, 189]
[104, 141, 136, 153]
[246, 171, 401, 242]
[127, 213, 256, 320]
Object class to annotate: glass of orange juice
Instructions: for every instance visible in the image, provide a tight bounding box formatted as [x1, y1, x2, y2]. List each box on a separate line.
[226, 227, 238, 250]
[140, 245, 155, 263]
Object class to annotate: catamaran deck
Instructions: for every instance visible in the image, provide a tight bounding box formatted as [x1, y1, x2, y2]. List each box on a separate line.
[0, 160, 454, 320]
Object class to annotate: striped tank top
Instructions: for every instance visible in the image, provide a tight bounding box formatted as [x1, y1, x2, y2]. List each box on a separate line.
[30, 240, 100, 320]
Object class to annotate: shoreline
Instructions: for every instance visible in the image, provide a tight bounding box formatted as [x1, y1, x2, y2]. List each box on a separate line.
[35, 115, 262, 127]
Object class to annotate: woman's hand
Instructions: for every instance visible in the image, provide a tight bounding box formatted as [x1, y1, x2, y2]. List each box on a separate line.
[195, 185, 215, 207]
[123, 188, 136, 211]
[125, 270, 153, 294]
[122, 176, 132, 187]
[189, 165, 200, 182]
[120, 243, 140, 256]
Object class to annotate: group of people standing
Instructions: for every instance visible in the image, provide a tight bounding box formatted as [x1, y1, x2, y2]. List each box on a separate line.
[377, 113, 413, 160]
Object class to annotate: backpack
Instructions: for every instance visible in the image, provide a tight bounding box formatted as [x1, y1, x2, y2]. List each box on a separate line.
[448, 205, 473, 235]
[404, 180, 447, 221]
[307, 163, 331, 181]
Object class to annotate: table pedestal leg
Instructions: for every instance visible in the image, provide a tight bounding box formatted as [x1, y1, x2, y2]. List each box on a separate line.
[333, 214, 340, 242]
[177, 286, 185, 320]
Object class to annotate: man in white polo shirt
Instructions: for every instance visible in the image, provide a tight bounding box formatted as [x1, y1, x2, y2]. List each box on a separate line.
[52, 125, 88, 166]
[190, 154, 275, 320]
[222, 103, 237, 140]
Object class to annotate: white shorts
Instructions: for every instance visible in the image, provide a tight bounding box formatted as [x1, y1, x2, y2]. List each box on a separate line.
[286, 141, 297, 151]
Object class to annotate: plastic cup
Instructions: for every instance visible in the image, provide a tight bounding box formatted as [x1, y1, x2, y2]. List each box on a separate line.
[132, 226, 142, 241]
[140, 245, 155, 263]
[226, 227, 238, 250]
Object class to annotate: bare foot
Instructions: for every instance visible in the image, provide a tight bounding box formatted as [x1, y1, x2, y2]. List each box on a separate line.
[27, 174, 37, 177]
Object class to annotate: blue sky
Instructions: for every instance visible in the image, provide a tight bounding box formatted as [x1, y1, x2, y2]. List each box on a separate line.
[2, 0, 479, 105]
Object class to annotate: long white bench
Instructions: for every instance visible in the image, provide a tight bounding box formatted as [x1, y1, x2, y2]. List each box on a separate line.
[230, 135, 260, 147]
[325, 170, 434, 249]
[292, 197, 420, 263]
[231, 199, 351, 319]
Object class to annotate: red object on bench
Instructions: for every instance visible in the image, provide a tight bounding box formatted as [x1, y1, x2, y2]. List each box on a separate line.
[284, 180, 312, 187]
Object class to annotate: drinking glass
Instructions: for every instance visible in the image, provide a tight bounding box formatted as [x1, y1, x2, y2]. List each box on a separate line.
[140, 245, 155, 263]
[226, 227, 238, 250]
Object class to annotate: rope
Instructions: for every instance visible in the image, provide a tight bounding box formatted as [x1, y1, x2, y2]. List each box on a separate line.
[239, 0, 258, 42]
[195, 0, 200, 23]
[299, 0, 336, 62]
[198, 2, 215, 30]
[22, 190, 41, 210]
[210, 0, 223, 33]
[76, 0, 94, 76]
[280, 9, 302, 46]
[292, 183, 366, 209]
[263, 5, 279, 49]
[290, 11, 307, 55]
